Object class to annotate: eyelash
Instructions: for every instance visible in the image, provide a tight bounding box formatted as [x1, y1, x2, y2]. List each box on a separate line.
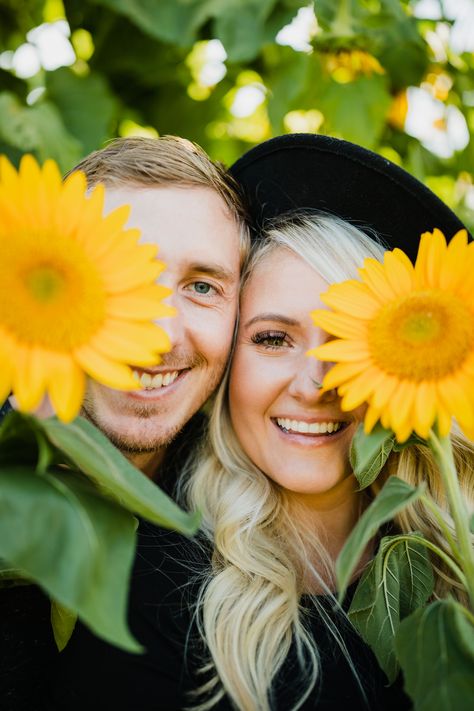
[251, 330, 290, 349]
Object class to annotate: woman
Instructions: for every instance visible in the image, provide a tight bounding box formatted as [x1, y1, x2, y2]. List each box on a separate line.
[180, 209, 474, 711]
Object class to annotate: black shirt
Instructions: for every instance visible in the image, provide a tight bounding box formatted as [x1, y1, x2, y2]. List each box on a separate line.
[1, 402, 411, 710]
[47, 521, 411, 711]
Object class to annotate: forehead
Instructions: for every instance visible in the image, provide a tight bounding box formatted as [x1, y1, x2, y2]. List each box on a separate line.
[241, 248, 327, 316]
[102, 184, 241, 271]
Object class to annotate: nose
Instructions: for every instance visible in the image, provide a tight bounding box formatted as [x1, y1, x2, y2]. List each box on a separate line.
[154, 283, 184, 351]
[287, 355, 337, 403]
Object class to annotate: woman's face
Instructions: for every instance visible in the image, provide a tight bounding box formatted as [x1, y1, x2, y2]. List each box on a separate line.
[229, 248, 364, 499]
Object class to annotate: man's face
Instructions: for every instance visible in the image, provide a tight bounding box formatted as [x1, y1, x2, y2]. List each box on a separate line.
[81, 185, 241, 455]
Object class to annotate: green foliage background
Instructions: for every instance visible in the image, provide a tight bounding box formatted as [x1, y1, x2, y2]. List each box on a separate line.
[1, 0, 473, 231]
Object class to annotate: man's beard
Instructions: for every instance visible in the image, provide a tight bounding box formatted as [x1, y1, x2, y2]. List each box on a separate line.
[81, 402, 184, 454]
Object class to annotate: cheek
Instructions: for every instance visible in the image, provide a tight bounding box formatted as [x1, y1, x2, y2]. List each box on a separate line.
[192, 307, 237, 362]
[228, 351, 282, 468]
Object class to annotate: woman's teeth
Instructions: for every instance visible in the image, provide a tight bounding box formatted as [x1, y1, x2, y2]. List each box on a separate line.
[276, 418, 342, 434]
[133, 370, 179, 390]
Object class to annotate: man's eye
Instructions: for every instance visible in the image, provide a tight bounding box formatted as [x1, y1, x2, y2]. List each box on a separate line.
[191, 281, 214, 295]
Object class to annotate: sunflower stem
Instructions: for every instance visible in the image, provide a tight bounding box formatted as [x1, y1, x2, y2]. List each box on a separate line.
[420, 493, 462, 565]
[429, 430, 474, 611]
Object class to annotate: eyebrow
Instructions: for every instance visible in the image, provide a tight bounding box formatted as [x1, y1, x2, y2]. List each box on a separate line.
[188, 262, 236, 283]
[244, 313, 300, 328]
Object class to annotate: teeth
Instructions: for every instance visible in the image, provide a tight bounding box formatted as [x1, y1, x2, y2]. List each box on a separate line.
[133, 370, 179, 390]
[276, 418, 342, 435]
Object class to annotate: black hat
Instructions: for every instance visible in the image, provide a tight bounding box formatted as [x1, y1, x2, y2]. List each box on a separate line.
[229, 133, 468, 262]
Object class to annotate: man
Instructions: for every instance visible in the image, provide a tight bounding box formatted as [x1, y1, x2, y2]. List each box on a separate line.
[1, 135, 249, 711]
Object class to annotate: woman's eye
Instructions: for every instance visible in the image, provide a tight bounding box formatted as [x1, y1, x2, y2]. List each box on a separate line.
[251, 331, 289, 349]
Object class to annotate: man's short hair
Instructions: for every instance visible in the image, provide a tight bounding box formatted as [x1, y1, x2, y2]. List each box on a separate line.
[67, 135, 250, 262]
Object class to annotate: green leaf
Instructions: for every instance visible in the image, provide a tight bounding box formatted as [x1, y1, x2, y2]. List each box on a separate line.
[469, 513, 474, 534]
[0, 465, 141, 652]
[336, 476, 424, 599]
[94, 0, 216, 46]
[46, 67, 118, 155]
[396, 599, 474, 711]
[0, 92, 82, 173]
[213, 0, 275, 63]
[39, 416, 200, 536]
[348, 533, 434, 682]
[318, 74, 392, 149]
[51, 600, 77, 652]
[0, 410, 64, 473]
[349, 422, 395, 489]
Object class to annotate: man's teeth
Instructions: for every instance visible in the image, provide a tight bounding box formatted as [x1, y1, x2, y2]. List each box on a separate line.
[276, 418, 342, 434]
[133, 370, 179, 390]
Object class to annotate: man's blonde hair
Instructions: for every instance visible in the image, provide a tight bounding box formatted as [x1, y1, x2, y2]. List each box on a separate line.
[67, 135, 250, 258]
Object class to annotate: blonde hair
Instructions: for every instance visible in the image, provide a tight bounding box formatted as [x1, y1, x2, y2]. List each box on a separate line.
[67, 135, 250, 264]
[180, 212, 474, 710]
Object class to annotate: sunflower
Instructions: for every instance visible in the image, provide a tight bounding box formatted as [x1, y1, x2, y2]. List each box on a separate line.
[309, 228, 474, 442]
[0, 154, 174, 422]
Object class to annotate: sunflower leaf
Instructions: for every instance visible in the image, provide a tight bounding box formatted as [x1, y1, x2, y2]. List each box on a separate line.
[336, 476, 425, 600]
[0, 410, 52, 470]
[348, 533, 434, 682]
[39, 415, 201, 536]
[0, 465, 142, 653]
[470, 514, 474, 534]
[395, 599, 474, 711]
[51, 600, 77, 652]
[350, 422, 395, 489]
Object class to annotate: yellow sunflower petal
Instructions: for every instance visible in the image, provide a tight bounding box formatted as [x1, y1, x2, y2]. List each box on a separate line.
[358, 258, 399, 302]
[311, 309, 366, 340]
[439, 229, 469, 291]
[413, 381, 437, 439]
[0, 331, 13, 405]
[382, 249, 415, 296]
[55, 170, 88, 235]
[364, 402, 383, 434]
[106, 284, 175, 320]
[313, 339, 371, 362]
[74, 344, 140, 391]
[372, 374, 399, 411]
[339, 368, 384, 411]
[387, 380, 417, 440]
[321, 280, 381, 318]
[89, 319, 170, 366]
[11, 344, 47, 412]
[319, 361, 368, 390]
[416, 228, 447, 288]
[47, 353, 86, 423]
[438, 377, 474, 432]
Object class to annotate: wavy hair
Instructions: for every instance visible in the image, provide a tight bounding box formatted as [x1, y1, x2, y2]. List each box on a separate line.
[178, 212, 474, 710]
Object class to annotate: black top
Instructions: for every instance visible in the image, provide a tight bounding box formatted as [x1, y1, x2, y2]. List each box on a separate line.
[1, 401, 412, 710]
[46, 522, 411, 711]
[1, 528, 412, 711]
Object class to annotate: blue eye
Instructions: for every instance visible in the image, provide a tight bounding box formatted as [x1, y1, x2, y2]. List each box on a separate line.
[193, 282, 212, 294]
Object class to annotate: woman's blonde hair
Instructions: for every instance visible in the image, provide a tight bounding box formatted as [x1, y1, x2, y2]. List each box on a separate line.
[179, 212, 474, 711]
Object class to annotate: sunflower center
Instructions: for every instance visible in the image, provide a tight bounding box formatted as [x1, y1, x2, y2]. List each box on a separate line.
[25, 265, 66, 302]
[368, 290, 474, 380]
[0, 231, 106, 350]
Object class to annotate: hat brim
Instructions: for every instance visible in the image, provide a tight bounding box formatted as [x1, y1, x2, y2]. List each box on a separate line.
[230, 133, 468, 262]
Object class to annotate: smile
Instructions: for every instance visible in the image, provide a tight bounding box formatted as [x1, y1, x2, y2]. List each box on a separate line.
[274, 418, 346, 435]
[132, 369, 181, 390]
